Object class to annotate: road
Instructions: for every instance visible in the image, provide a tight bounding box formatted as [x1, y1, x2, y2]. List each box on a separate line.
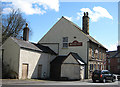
[1, 79, 120, 87]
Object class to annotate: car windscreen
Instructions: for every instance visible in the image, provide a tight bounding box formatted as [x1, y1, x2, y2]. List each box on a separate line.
[102, 71, 110, 74]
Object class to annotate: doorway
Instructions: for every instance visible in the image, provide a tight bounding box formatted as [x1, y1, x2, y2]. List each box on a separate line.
[38, 65, 42, 79]
[22, 64, 28, 79]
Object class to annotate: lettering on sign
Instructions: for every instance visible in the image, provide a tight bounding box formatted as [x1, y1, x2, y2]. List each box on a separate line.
[69, 40, 82, 46]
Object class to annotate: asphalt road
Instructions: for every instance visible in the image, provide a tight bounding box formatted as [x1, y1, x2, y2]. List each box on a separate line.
[1, 79, 120, 87]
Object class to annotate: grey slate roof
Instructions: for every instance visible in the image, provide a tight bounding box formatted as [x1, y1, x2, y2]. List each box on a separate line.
[11, 37, 57, 55]
[50, 56, 67, 64]
[51, 52, 86, 65]
[70, 52, 86, 64]
[107, 50, 120, 58]
[62, 16, 107, 50]
[32, 43, 57, 55]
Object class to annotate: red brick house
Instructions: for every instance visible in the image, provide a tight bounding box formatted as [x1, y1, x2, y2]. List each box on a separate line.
[106, 46, 120, 75]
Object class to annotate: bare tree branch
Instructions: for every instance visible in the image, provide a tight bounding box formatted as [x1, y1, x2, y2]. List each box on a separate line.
[2, 9, 26, 44]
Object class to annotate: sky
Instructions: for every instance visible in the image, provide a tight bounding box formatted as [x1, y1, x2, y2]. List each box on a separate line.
[1, 0, 120, 51]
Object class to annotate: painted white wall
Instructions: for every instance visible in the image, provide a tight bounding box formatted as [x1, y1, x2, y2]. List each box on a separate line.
[63, 54, 78, 64]
[39, 18, 89, 63]
[80, 66, 85, 80]
[61, 64, 80, 80]
[61, 54, 80, 80]
[19, 49, 52, 79]
[3, 37, 20, 76]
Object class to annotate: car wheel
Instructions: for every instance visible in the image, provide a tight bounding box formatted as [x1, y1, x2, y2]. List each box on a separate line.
[103, 78, 106, 83]
[112, 78, 115, 82]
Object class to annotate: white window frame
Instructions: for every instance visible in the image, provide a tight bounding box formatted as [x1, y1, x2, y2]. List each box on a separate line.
[63, 37, 68, 48]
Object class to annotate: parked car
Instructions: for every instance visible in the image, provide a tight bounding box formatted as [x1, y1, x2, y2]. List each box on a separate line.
[117, 75, 120, 81]
[92, 70, 116, 83]
[113, 74, 120, 81]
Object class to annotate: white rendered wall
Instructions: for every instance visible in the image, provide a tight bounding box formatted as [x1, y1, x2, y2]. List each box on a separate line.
[3, 37, 20, 76]
[39, 18, 89, 63]
[19, 49, 51, 79]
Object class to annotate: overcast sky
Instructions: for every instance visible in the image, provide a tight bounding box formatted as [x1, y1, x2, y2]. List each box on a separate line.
[2, 0, 120, 51]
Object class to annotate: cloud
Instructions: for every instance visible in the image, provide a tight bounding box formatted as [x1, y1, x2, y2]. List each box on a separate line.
[57, 16, 72, 21]
[2, 0, 59, 15]
[2, 8, 12, 14]
[105, 42, 118, 51]
[64, 16, 72, 21]
[77, 6, 113, 22]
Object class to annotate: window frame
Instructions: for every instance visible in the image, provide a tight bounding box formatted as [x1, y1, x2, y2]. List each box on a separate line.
[62, 37, 68, 48]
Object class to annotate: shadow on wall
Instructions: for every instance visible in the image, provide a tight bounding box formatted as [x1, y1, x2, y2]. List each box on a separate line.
[2, 63, 18, 79]
[31, 53, 50, 79]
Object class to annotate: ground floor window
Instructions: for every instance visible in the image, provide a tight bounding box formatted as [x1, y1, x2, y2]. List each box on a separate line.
[117, 65, 120, 70]
[94, 64, 96, 70]
[108, 65, 110, 70]
[98, 64, 99, 70]
[90, 64, 93, 71]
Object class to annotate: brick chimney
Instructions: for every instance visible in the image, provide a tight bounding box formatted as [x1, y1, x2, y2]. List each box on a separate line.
[117, 45, 120, 52]
[82, 12, 89, 35]
[23, 23, 29, 41]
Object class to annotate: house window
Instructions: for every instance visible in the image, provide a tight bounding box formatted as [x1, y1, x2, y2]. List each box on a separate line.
[118, 58, 120, 63]
[92, 48, 94, 58]
[108, 65, 110, 70]
[98, 64, 99, 70]
[117, 65, 120, 70]
[90, 64, 93, 70]
[97, 49, 99, 60]
[94, 64, 96, 70]
[101, 50, 102, 60]
[63, 37, 68, 48]
[108, 59, 110, 63]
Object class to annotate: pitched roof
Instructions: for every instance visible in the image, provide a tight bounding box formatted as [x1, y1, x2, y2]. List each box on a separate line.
[69, 52, 86, 65]
[32, 43, 57, 55]
[62, 16, 107, 50]
[50, 56, 67, 64]
[11, 37, 57, 54]
[113, 52, 120, 58]
[107, 50, 120, 58]
[51, 52, 86, 65]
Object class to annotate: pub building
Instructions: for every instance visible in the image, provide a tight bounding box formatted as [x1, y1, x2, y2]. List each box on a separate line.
[3, 12, 107, 80]
[39, 12, 107, 79]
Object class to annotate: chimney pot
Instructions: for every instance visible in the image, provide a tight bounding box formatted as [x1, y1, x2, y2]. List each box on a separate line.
[86, 12, 88, 16]
[117, 46, 120, 52]
[84, 12, 86, 16]
[26, 23, 28, 27]
[23, 23, 29, 41]
[82, 12, 89, 35]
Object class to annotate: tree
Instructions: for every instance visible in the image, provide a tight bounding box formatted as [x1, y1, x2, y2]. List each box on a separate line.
[2, 9, 26, 44]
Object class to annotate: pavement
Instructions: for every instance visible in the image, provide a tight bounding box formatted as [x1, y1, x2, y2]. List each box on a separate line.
[1, 79, 120, 87]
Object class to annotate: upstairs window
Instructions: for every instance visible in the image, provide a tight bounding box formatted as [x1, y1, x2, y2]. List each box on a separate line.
[101, 50, 102, 60]
[92, 48, 94, 58]
[118, 58, 120, 63]
[63, 37, 68, 48]
[108, 65, 110, 70]
[108, 59, 110, 63]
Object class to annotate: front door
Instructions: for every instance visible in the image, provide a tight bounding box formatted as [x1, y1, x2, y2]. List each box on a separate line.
[38, 65, 42, 78]
[22, 64, 28, 79]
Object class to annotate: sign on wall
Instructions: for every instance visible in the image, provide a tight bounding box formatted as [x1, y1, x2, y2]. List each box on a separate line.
[69, 40, 82, 46]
